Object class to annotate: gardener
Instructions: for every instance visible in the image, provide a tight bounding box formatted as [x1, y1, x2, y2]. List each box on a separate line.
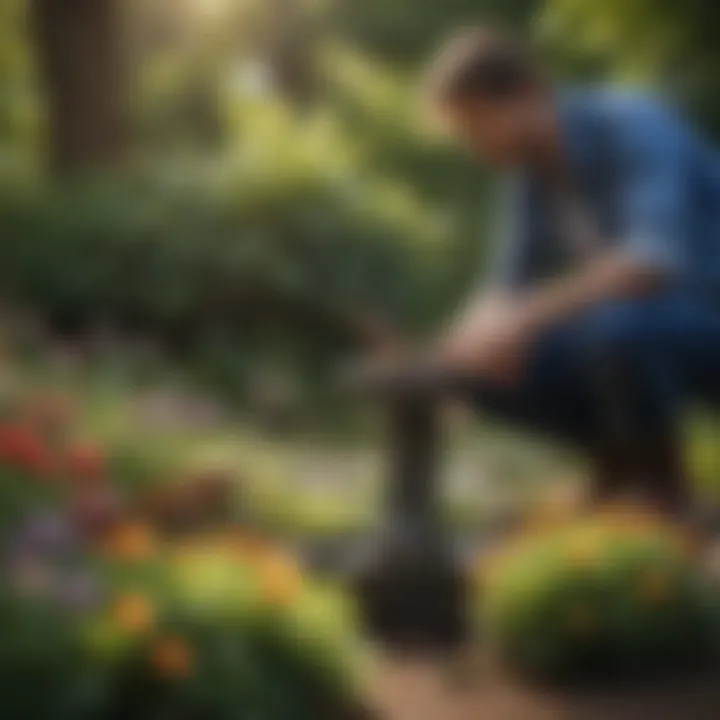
[424, 27, 720, 517]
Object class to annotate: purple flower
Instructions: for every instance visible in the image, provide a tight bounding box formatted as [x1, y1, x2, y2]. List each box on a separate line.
[16, 510, 79, 558]
[53, 572, 103, 613]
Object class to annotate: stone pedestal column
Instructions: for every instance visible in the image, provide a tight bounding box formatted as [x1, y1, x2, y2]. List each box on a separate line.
[344, 364, 467, 647]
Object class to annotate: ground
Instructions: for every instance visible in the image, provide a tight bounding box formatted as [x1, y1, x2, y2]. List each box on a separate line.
[11, 369, 720, 718]
[371, 653, 720, 720]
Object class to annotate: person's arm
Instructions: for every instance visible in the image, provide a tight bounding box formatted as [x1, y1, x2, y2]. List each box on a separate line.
[522, 95, 689, 333]
[439, 251, 658, 372]
[442, 95, 690, 376]
[518, 249, 663, 335]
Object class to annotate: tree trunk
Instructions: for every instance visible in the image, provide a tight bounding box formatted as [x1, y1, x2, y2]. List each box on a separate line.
[30, 0, 127, 176]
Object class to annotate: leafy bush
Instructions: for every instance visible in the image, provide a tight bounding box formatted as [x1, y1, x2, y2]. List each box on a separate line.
[0, 537, 366, 719]
[0, 100, 450, 404]
[478, 510, 720, 680]
[0, 385, 368, 719]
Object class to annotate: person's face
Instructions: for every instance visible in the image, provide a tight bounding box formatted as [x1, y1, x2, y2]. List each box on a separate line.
[441, 91, 552, 167]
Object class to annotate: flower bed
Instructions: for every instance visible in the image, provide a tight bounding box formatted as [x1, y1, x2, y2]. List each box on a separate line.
[0, 390, 368, 719]
[477, 509, 720, 681]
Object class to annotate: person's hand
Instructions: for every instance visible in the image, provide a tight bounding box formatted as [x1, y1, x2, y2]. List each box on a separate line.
[439, 297, 537, 386]
[350, 308, 407, 357]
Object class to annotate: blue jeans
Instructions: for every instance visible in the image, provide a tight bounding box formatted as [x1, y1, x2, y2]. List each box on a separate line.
[470, 290, 720, 452]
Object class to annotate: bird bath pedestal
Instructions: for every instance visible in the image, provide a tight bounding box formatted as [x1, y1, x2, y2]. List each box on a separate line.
[342, 362, 468, 647]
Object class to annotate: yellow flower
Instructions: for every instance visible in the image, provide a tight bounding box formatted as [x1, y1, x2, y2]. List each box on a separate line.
[151, 636, 194, 680]
[566, 528, 604, 570]
[104, 521, 157, 562]
[112, 593, 155, 634]
[259, 554, 303, 607]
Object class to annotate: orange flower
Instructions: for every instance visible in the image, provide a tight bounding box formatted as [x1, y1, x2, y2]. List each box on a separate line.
[638, 569, 674, 606]
[259, 554, 303, 607]
[104, 521, 157, 561]
[151, 636, 194, 679]
[227, 531, 272, 562]
[67, 441, 105, 484]
[112, 593, 155, 634]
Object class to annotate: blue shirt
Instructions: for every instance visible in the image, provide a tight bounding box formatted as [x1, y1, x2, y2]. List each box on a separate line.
[492, 88, 720, 290]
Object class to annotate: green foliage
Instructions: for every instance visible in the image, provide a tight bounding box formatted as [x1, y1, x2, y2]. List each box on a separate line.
[334, 0, 537, 66]
[0, 99, 451, 401]
[0, 0, 535, 407]
[541, 0, 720, 134]
[0, 591, 92, 719]
[0, 381, 366, 719]
[0, 0, 39, 168]
[480, 513, 720, 680]
[0, 545, 365, 720]
[95, 547, 363, 720]
[317, 46, 496, 298]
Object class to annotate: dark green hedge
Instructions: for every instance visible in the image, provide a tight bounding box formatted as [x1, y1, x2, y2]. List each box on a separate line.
[0, 163, 453, 403]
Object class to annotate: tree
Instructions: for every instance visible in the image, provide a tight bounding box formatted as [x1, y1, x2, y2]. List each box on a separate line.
[30, 0, 128, 176]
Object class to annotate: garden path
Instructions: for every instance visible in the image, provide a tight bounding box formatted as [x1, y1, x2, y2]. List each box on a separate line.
[371, 653, 720, 720]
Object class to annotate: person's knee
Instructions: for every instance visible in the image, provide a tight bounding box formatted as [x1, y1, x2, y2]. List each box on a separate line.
[580, 302, 654, 361]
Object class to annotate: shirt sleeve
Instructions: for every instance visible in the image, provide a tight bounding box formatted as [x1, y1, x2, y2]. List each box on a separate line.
[616, 97, 690, 276]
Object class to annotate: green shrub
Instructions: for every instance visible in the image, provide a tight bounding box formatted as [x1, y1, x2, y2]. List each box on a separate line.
[479, 511, 720, 680]
[0, 375, 368, 719]
[0, 391, 366, 717]
[0, 100, 448, 398]
[0, 538, 366, 720]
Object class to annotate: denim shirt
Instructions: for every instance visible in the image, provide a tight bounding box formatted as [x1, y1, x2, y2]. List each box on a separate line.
[491, 87, 720, 291]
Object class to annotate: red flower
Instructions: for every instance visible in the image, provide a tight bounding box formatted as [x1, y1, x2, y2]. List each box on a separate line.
[67, 441, 105, 484]
[0, 423, 56, 479]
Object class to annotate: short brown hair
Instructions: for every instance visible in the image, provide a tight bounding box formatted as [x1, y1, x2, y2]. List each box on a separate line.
[426, 27, 537, 105]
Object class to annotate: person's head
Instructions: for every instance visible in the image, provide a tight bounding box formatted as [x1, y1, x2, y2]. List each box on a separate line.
[426, 27, 556, 167]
